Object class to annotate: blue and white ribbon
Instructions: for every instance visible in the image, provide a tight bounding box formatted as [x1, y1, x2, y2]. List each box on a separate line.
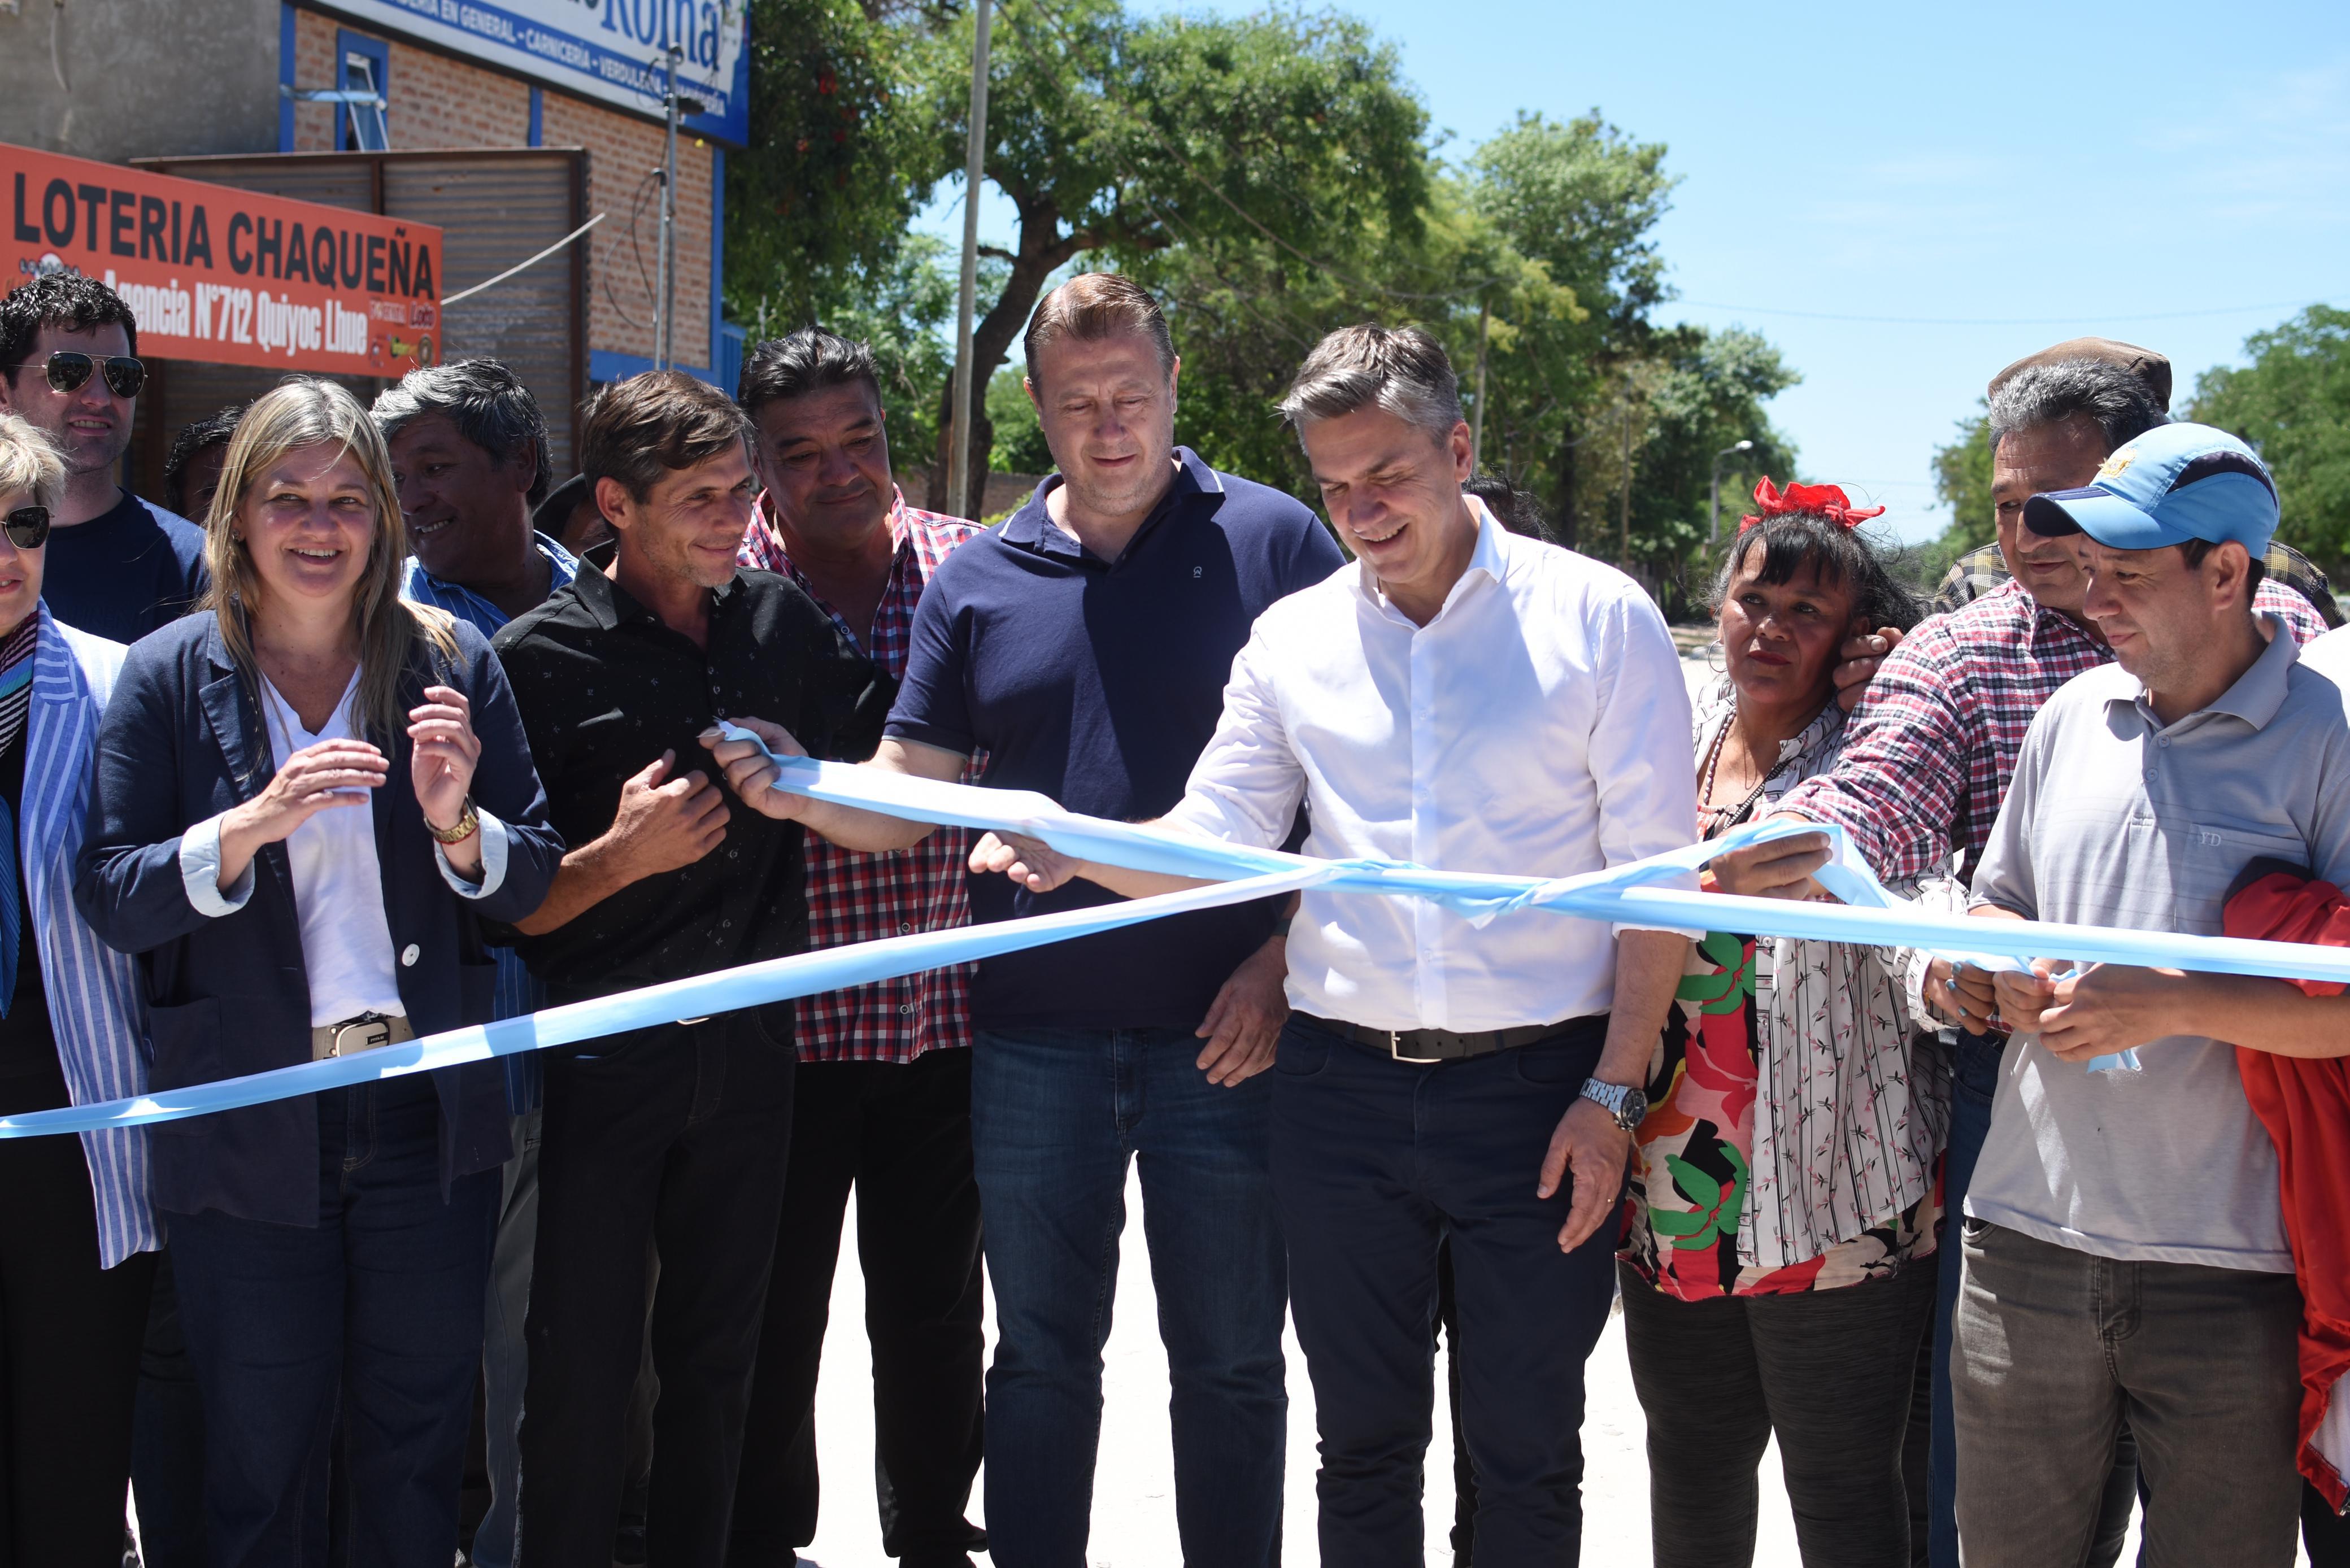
[7, 744, 2329, 1137]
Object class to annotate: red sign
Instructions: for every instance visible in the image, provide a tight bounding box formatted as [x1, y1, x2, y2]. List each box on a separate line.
[4, 142, 443, 377]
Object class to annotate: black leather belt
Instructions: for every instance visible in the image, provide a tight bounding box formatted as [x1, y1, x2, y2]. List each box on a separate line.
[1306, 1013, 1581, 1065]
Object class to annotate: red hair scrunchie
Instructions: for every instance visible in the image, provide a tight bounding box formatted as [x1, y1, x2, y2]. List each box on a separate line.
[1738, 476, 1887, 533]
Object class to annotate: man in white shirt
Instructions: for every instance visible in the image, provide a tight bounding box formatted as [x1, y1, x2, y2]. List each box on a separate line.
[963, 324, 1696, 1563]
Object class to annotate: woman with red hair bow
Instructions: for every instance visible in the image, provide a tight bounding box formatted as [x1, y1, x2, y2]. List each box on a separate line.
[1616, 479, 1949, 1567]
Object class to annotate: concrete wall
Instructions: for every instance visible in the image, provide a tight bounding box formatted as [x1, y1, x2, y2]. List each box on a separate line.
[0, 0, 284, 160]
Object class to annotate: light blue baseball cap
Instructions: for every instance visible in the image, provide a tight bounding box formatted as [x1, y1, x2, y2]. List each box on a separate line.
[2021, 421, 2278, 554]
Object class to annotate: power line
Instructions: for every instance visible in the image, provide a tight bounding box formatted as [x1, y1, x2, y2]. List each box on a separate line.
[1675, 297, 2338, 328]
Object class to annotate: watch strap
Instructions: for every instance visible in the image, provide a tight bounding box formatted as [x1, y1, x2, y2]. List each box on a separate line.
[428, 797, 480, 846]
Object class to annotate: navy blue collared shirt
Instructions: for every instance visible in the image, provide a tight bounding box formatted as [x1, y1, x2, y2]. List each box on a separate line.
[886, 447, 1343, 1031]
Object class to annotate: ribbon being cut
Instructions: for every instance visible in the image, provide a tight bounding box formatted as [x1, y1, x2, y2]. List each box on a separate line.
[9, 733, 2350, 1141]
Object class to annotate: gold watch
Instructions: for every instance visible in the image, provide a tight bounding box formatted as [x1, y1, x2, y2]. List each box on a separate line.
[428, 797, 480, 846]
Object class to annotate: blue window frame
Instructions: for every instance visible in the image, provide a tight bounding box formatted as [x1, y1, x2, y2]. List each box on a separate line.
[336, 31, 391, 152]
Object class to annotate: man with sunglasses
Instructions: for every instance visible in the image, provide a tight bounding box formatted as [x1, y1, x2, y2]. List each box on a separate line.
[0, 276, 207, 644]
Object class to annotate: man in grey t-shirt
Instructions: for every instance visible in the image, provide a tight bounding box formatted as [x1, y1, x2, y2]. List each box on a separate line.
[1962, 423, 2350, 1567]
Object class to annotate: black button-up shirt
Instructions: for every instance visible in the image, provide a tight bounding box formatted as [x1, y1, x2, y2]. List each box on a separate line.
[489, 561, 879, 1011]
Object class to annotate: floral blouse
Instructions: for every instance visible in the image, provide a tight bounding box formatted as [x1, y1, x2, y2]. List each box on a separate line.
[1617, 676, 1949, 1299]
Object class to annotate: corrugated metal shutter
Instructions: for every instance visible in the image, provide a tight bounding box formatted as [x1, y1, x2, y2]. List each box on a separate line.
[382, 154, 585, 477]
[133, 151, 588, 485]
[153, 160, 377, 213]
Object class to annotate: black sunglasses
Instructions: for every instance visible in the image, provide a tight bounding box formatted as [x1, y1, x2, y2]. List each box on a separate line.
[1, 507, 50, 551]
[1, 352, 145, 400]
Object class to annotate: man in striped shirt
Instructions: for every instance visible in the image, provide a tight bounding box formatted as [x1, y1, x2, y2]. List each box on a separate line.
[1721, 346, 2332, 1568]
[724, 329, 987, 1568]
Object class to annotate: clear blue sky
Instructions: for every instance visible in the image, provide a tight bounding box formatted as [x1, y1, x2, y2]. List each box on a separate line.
[920, 1, 2350, 542]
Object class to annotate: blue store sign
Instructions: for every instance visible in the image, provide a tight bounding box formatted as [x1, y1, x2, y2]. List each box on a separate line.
[316, 0, 749, 145]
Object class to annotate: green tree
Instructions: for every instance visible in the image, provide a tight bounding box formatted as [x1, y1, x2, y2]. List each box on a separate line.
[986, 362, 1052, 473]
[1917, 403, 1995, 586]
[1466, 111, 1677, 549]
[908, 0, 1432, 511]
[726, 0, 945, 331]
[1611, 326, 1800, 615]
[2191, 304, 2350, 572]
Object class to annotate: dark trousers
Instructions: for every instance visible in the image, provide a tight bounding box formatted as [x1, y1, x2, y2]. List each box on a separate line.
[2307, 1480, 2350, 1567]
[0, 1069, 154, 1567]
[728, 1049, 985, 1567]
[518, 1014, 794, 1568]
[132, 1247, 208, 1568]
[1927, 1031, 2136, 1568]
[1953, 1220, 2302, 1567]
[1621, 1259, 1936, 1567]
[1272, 1014, 1619, 1567]
[166, 1077, 497, 1568]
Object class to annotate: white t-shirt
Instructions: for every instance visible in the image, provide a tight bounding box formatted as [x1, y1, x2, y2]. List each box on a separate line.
[259, 672, 407, 1028]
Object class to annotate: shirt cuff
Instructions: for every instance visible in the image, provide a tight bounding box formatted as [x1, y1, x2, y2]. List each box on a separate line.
[433, 807, 509, 900]
[1159, 789, 1278, 852]
[178, 812, 255, 917]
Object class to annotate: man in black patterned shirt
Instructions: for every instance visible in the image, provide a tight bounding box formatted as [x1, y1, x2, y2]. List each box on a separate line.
[491, 372, 874, 1568]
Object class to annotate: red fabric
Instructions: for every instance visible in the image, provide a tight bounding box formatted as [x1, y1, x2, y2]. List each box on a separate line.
[2223, 871, 2350, 1510]
[1738, 475, 1887, 532]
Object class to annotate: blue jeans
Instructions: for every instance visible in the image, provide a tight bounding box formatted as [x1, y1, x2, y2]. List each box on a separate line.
[167, 1077, 497, 1568]
[1272, 1014, 1619, 1568]
[971, 1025, 1287, 1568]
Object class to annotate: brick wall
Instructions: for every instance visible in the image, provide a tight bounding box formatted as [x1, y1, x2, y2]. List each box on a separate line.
[288, 7, 712, 371]
[290, 11, 528, 153]
[542, 93, 713, 371]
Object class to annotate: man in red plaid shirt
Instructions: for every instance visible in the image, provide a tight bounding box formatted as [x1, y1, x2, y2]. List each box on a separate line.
[1717, 342, 2332, 1568]
[723, 328, 987, 1568]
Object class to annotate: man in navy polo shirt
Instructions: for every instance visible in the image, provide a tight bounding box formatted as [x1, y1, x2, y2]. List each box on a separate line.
[708, 272, 1342, 1568]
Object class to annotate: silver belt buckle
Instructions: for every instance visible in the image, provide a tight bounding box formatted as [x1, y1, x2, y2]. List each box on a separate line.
[1389, 1029, 1439, 1065]
[329, 1015, 393, 1057]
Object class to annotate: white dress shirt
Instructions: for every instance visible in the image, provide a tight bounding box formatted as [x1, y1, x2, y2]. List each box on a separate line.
[1163, 498, 1698, 1031]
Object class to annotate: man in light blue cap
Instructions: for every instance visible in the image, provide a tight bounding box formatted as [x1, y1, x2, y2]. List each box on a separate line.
[1954, 423, 2350, 1566]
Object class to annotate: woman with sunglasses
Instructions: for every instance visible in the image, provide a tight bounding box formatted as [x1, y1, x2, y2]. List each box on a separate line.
[0, 413, 162, 1564]
[0, 274, 208, 643]
[73, 379, 563, 1566]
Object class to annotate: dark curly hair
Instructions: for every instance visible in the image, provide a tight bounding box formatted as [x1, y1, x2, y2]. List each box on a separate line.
[0, 274, 140, 376]
[1708, 512, 1923, 634]
[163, 404, 246, 519]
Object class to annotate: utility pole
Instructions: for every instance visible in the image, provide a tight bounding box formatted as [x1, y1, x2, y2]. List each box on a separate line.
[1469, 298, 1491, 472]
[1709, 438, 1755, 547]
[654, 42, 682, 369]
[947, 0, 994, 522]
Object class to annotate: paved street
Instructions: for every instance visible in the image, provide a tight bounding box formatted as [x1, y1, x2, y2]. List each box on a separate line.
[798, 1172, 1804, 1567]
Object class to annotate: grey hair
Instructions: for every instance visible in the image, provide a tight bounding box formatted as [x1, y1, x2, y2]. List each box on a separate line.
[1987, 358, 2168, 455]
[0, 413, 64, 512]
[1279, 323, 1465, 446]
[371, 357, 552, 507]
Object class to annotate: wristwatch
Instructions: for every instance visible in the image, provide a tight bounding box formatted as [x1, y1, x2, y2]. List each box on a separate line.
[1579, 1077, 1647, 1133]
[428, 796, 480, 846]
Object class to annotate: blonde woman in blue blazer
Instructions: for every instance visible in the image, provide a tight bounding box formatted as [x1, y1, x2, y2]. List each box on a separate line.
[0, 413, 155, 1565]
[76, 381, 562, 1568]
